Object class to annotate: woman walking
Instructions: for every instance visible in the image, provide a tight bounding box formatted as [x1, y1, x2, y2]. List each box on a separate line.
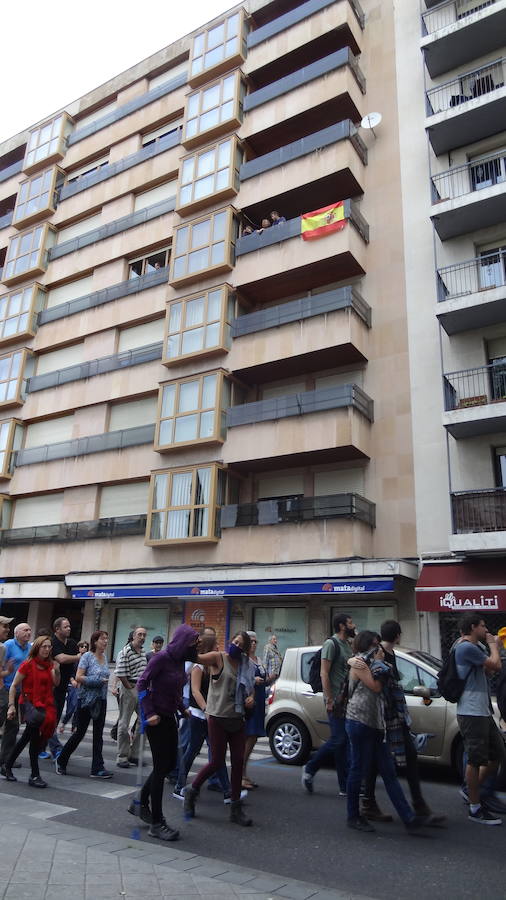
[55, 631, 112, 779]
[242, 631, 271, 791]
[134, 624, 199, 841]
[4, 635, 60, 788]
[184, 631, 256, 826]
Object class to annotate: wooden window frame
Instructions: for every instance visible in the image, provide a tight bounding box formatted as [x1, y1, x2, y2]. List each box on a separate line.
[0, 418, 23, 480]
[0, 284, 46, 346]
[0, 348, 31, 410]
[170, 207, 236, 288]
[155, 368, 229, 451]
[183, 71, 244, 150]
[176, 136, 242, 215]
[128, 245, 171, 279]
[189, 9, 247, 87]
[0, 494, 13, 530]
[13, 167, 64, 229]
[3, 223, 56, 286]
[146, 462, 225, 545]
[163, 283, 238, 366]
[23, 113, 73, 175]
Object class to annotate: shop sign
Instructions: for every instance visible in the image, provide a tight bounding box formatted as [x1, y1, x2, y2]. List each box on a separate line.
[416, 589, 506, 613]
[72, 579, 394, 601]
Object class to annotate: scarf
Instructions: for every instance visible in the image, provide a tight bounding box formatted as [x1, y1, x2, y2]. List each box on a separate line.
[21, 657, 57, 743]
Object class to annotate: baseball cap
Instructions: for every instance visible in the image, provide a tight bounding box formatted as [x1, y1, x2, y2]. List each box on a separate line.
[0, 615, 14, 626]
[152, 635, 164, 643]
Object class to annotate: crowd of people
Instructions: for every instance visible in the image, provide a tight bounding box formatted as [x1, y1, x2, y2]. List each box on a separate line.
[1, 610, 505, 843]
[241, 209, 286, 236]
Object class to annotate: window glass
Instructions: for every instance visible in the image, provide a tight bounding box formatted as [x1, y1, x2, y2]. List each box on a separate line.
[4, 225, 46, 282]
[396, 657, 420, 694]
[184, 73, 240, 144]
[157, 372, 224, 448]
[191, 12, 242, 79]
[186, 297, 205, 326]
[25, 116, 65, 170]
[0, 350, 24, 406]
[128, 246, 170, 279]
[178, 380, 199, 412]
[0, 286, 37, 341]
[165, 286, 230, 361]
[161, 383, 176, 418]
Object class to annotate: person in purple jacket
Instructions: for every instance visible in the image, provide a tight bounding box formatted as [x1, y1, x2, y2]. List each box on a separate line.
[131, 624, 199, 841]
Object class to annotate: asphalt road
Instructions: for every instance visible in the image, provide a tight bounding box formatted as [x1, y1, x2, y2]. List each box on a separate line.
[1, 729, 503, 900]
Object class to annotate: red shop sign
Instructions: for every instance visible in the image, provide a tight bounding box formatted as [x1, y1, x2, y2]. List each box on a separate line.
[416, 588, 506, 613]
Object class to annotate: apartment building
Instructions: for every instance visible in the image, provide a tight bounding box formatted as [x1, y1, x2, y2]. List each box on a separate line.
[396, 0, 506, 656]
[0, 0, 422, 658]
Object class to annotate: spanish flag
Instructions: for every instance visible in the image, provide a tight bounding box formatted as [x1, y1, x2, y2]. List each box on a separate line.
[301, 201, 347, 241]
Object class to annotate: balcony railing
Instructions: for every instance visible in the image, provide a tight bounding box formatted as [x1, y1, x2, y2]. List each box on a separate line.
[422, 0, 497, 36]
[437, 251, 506, 300]
[0, 513, 147, 546]
[227, 383, 373, 428]
[452, 487, 506, 533]
[0, 158, 23, 185]
[443, 360, 506, 410]
[15, 424, 155, 467]
[248, 0, 364, 48]
[221, 492, 375, 529]
[231, 285, 370, 338]
[27, 341, 163, 393]
[426, 56, 505, 114]
[431, 149, 506, 201]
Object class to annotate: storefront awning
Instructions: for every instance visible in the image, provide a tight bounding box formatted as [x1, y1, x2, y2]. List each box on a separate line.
[416, 561, 506, 613]
[72, 578, 395, 601]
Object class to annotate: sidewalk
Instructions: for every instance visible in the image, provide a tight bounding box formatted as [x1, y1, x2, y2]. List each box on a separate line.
[0, 807, 374, 900]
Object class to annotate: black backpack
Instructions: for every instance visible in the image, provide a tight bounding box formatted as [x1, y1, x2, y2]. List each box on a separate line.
[308, 637, 340, 694]
[436, 649, 469, 703]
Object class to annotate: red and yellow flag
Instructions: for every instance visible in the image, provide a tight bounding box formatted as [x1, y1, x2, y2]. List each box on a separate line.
[300, 201, 347, 241]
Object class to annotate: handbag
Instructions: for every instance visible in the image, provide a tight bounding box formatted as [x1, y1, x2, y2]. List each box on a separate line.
[22, 698, 45, 728]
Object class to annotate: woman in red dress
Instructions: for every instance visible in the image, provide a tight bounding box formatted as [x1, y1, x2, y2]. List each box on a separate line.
[5, 635, 60, 788]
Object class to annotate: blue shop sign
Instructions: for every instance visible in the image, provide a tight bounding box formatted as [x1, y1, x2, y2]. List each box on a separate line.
[72, 579, 394, 601]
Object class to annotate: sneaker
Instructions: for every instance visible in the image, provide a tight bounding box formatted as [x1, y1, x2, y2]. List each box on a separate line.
[301, 766, 313, 794]
[148, 822, 180, 841]
[55, 759, 66, 776]
[347, 816, 375, 833]
[483, 795, 506, 815]
[468, 806, 502, 825]
[127, 800, 152, 824]
[38, 751, 51, 760]
[223, 789, 248, 804]
[28, 775, 47, 789]
[117, 760, 131, 768]
[172, 787, 185, 800]
[2, 767, 17, 782]
[90, 770, 113, 779]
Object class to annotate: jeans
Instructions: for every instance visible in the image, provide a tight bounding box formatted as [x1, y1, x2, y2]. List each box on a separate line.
[365, 723, 424, 807]
[345, 719, 414, 824]
[58, 700, 107, 775]
[175, 715, 230, 793]
[305, 710, 349, 793]
[141, 714, 178, 824]
[192, 716, 245, 802]
[116, 685, 140, 763]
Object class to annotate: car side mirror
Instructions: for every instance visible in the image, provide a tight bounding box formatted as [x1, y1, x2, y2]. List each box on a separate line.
[413, 685, 431, 700]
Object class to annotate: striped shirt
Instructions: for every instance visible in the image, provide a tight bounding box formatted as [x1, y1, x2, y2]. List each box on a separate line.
[114, 644, 147, 684]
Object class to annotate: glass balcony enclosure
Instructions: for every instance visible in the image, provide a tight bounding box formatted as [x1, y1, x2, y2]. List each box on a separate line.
[13, 168, 64, 229]
[23, 113, 73, 175]
[163, 284, 240, 365]
[146, 463, 228, 544]
[189, 9, 247, 86]
[0, 284, 46, 344]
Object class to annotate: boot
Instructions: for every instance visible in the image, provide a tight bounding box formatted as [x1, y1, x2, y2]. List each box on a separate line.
[230, 800, 252, 826]
[183, 786, 198, 819]
[361, 797, 393, 822]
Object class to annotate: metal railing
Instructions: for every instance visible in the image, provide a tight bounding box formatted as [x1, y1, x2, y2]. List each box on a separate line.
[231, 285, 370, 337]
[0, 513, 147, 546]
[426, 56, 505, 114]
[451, 487, 506, 533]
[437, 250, 506, 300]
[443, 360, 506, 410]
[220, 492, 375, 529]
[431, 149, 506, 202]
[0, 158, 23, 184]
[422, 0, 497, 36]
[15, 424, 155, 467]
[248, 0, 364, 47]
[27, 341, 163, 393]
[227, 383, 373, 428]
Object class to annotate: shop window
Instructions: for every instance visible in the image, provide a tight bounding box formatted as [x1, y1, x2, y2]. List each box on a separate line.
[183, 72, 244, 149]
[0, 349, 32, 409]
[155, 369, 232, 450]
[2, 224, 55, 286]
[190, 10, 247, 86]
[177, 137, 242, 214]
[0, 419, 23, 479]
[24, 113, 73, 175]
[13, 168, 63, 229]
[147, 463, 226, 544]
[112, 608, 169, 661]
[170, 208, 236, 287]
[0, 284, 46, 344]
[164, 284, 239, 364]
[129, 246, 171, 279]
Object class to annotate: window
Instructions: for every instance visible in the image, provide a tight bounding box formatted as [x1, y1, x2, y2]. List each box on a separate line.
[99, 481, 149, 518]
[177, 137, 242, 214]
[142, 119, 183, 147]
[147, 463, 225, 544]
[56, 212, 101, 244]
[156, 370, 229, 450]
[0, 349, 30, 408]
[11, 492, 64, 529]
[36, 342, 84, 376]
[108, 396, 157, 431]
[129, 247, 170, 279]
[470, 149, 506, 192]
[170, 208, 236, 286]
[13, 168, 63, 228]
[67, 155, 109, 184]
[183, 72, 244, 149]
[3, 224, 55, 285]
[164, 284, 236, 364]
[24, 114, 72, 174]
[0, 419, 23, 479]
[133, 180, 177, 212]
[479, 244, 506, 290]
[24, 414, 74, 449]
[117, 319, 163, 352]
[46, 275, 93, 309]
[0, 284, 45, 343]
[190, 11, 246, 85]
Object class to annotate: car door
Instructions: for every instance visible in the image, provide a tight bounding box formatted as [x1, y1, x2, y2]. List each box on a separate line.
[298, 650, 330, 744]
[395, 653, 447, 760]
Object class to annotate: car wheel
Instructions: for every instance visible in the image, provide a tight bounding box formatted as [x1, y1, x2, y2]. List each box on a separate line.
[268, 716, 311, 765]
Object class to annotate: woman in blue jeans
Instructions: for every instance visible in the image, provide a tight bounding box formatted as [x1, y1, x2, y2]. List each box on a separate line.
[345, 631, 427, 834]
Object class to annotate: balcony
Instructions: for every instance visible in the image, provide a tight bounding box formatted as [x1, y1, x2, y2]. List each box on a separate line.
[421, 0, 506, 78]
[425, 57, 506, 154]
[221, 492, 375, 529]
[443, 361, 506, 436]
[450, 488, 506, 552]
[27, 341, 163, 394]
[248, 0, 364, 51]
[436, 251, 506, 333]
[430, 149, 506, 239]
[0, 513, 147, 547]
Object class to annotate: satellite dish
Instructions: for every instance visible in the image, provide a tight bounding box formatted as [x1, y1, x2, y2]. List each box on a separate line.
[360, 112, 382, 137]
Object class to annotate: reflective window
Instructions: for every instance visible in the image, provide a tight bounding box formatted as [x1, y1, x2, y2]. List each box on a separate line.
[24, 115, 70, 172]
[184, 73, 242, 146]
[128, 246, 171, 279]
[165, 285, 235, 362]
[171, 209, 235, 285]
[156, 371, 227, 450]
[0, 285, 43, 342]
[3, 224, 53, 284]
[0, 419, 23, 478]
[13, 169, 61, 227]
[147, 464, 224, 543]
[191, 11, 244, 81]
[178, 137, 241, 211]
[0, 350, 25, 407]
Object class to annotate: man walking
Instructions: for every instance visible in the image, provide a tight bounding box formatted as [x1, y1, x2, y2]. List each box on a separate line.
[455, 612, 505, 825]
[263, 634, 282, 683]
[0, 622, 32, 775]
[0, 616, 14, 748]
[48, 617, 83, 759]
[115, 626, 147, 768]
[301, 613, 355, 795]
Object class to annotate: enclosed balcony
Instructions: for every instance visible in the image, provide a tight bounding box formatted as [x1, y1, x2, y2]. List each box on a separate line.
[221, 492, 375, 529]
[443, 361, 506, 436]
[425, 57, 506, 154]
[450, 487, 506, 552]
[436, 249, 506, 333]
[421, 0, 506, 79]
[430, 148, 506, 239]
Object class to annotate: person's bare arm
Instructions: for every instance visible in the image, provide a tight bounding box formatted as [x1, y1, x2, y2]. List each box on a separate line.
[191, 666, 206, 711]
[52, 661, 61, 687]
[320, 658, 334, 712]
[197, 650, 222, 670]
[355, 666, 382, 693]
[54, 651, 81, 666]
[484, 634, 502, 673]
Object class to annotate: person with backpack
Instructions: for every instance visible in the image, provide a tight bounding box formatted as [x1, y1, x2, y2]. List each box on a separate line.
[454, 612, 505, 825]
[301, 613, 355, 796]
